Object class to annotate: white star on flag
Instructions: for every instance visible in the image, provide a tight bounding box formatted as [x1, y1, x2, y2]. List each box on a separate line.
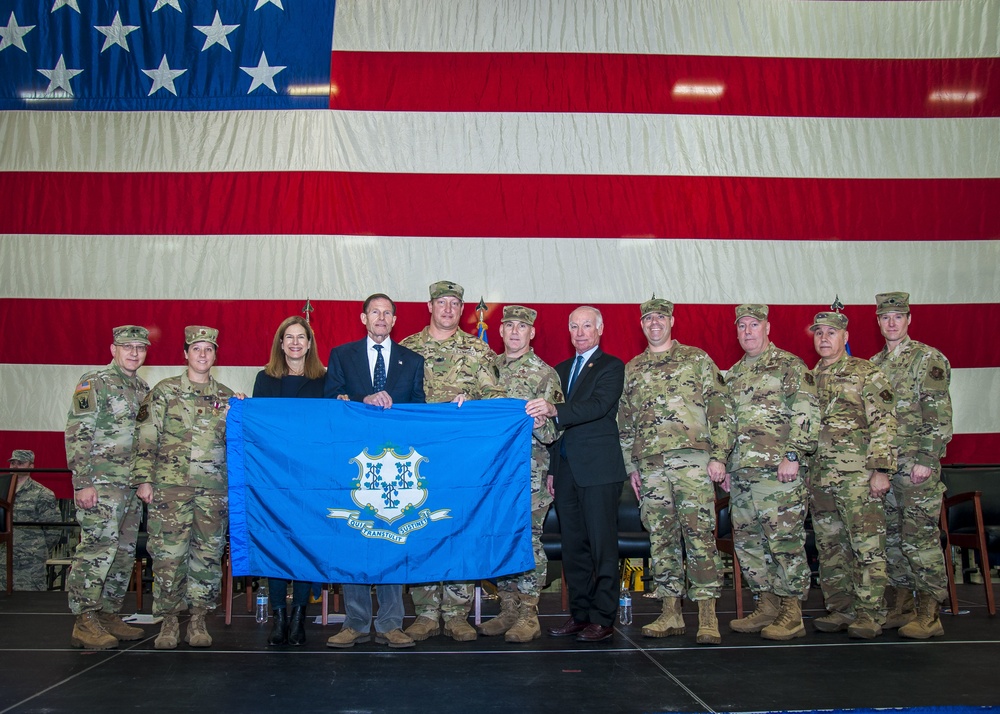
[255, 0, 284, 10]
[94, 11, 140, 53]
[194, 11, 239, 52]
[153, 0, 182, 11]
[142, 55, 187, 96]
[0, 12, 35, 53]
[240, 51, 286, 93]
[37, 54, 84, 96]
[51, 0, 81, 13]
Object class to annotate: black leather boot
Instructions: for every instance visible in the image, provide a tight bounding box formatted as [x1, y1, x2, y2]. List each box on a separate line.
[288, 605, 307, 646]
[268, 608, 289, 646]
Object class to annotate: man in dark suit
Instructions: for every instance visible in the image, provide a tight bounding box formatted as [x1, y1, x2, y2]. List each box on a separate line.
[324, 293, 425, 649]
[526, 306, 627, 642]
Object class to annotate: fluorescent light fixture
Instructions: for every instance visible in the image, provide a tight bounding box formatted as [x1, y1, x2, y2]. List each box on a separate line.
[287, 84, 333, 96]
[928, 89, 981, 103]
[672, 82, 725, 100]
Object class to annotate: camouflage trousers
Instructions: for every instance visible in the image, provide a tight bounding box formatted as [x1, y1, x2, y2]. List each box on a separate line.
[495, 484, 553, 598]
[730, 468, 810, 599]
[0, 528, 50, 591]
[148, 486, 228, 616]
[410, 582, 475, 620]
[638, 450, 722, 601]
[67, 484, 141, 615]
[885, 461, 948, 600]
[809, 471, 887, 617]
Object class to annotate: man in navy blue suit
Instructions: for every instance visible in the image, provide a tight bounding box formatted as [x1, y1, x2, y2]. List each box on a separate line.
[324, 293, 426, 649]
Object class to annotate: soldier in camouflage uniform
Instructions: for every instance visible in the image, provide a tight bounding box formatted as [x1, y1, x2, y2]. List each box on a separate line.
[399, 281, 504, 642]
[618, 298, 734, 646]
[478, 305, 562, 643]
[1, 450, 61, 591]
[870, 292, 952, 639]
[808, 311, 897, 639]
[65, 325, 151, 650]
[725, 305, 819, 640]
[134, 326, 236, 650]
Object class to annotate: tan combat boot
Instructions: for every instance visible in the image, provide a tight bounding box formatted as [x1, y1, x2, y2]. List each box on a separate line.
[443, 614, 478, 642]
[98, 612, 144, 641]
[642, 597, 685, 637]
[883, 586, 917, 629]
[404, 614, 441, 641]
[185, 607, 212, 647]
[478, 590, 519, 636]
[898, 592, 944, 640]
[505, 594, 541, 643]
[71, 611, 119, 650]
[729, 592, 780, 633]
[695, 599, 722, 645]
[813, 610, 854, 633]
[761, 597, 806, 640]
[847, 611, 883, 639]
[154, 615, 180, 650]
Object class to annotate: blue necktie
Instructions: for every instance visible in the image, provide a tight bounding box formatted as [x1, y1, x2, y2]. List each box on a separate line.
[373, 344, 386, 392]
[566, 355, 584, 396]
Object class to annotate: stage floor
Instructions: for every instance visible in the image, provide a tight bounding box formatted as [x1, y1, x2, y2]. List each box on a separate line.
[1, 584, 997, 713]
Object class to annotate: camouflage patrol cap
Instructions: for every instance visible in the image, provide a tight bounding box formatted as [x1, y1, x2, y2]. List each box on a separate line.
[734, 304, 769, 323]
[184, 325, 219, 346]
[501, 305, 537, 325]
[810, 312, 848, 331]
[429, 280, 464, 301]
[640, 297, 674, 318]
[8, 449, 34, 463]
[875, 291, 910, 315]
[112, 325, 150, 346]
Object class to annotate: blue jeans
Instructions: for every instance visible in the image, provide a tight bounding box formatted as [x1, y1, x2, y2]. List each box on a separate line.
[342, 584, 404, 632]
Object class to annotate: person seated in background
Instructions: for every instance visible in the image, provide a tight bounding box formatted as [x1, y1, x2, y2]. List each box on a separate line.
[1, 450, 61, 591]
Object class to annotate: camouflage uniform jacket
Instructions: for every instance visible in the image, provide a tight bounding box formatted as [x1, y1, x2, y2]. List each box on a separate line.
[870, 336, 952, 468]
[810, 353, 897, 472]
[12, 477, 61, 548]
[726, 342, 819, 471]
[618, 342, 734, 472]
[494, 349, 564, 477]
[65, 361, 150, 491]
[132, 372, 235, 492]
[400, 327, 503, 403]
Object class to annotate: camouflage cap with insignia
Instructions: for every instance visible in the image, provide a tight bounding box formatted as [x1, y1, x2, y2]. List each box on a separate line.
[501, 305, 537, 325]
[875, 291, 910, 315]
[734, 304, 768, 323]
[184, 325, 219, 346]
[8, 449, 34, 463]
[112, 325, 151, 346]
[429, 280, 464, 301]
[640, 297, 674, 318]
[810, 312, 848, 331]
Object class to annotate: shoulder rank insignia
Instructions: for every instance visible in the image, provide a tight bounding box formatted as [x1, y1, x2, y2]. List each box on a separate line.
[879, 389, 893, 404]
[136, 404, 149, 422]
[803, 373, 815, 386]
[929, 366, 946, 381]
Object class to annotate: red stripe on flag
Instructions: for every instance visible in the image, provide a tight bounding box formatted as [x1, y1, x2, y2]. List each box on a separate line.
[2, 173, 998, 241]
[2, 299, 994, 370]
[330, 52, 1000, 118]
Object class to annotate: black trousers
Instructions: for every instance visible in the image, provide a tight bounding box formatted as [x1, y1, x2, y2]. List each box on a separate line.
[554, 456, 621, 626]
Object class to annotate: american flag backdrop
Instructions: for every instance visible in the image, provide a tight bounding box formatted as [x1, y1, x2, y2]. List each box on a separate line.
[1, 0, 998, 480]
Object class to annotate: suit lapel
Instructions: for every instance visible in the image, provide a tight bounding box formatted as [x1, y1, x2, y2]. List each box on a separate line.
[353, 340, 375, 392]
[565, 348, 603, 400]
[382, 342, 402, 392]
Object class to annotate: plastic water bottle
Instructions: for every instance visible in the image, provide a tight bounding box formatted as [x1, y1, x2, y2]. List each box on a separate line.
[255, 584, 269, 623]
[618, 584, 632, 625]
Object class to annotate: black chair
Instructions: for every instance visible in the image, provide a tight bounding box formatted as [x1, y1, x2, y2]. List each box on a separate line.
[714, 494, 745, 619]
[941, 466, 999, 616]
[1, 474, 15, 595]
[131, 503, 153, 609]
[540, 500, 570, 611]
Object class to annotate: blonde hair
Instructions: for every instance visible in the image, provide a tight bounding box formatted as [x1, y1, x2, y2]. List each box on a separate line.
[264, 316, 326, 379]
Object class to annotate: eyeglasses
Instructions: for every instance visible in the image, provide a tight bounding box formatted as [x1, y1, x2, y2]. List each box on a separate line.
[119, 344, 148, 353]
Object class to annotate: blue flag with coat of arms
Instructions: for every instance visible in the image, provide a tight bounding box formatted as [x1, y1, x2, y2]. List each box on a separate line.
[226, 397, 536, 584]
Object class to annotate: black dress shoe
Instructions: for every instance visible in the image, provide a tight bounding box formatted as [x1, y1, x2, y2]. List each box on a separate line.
[287, 605, 307, 646]
[576, 624, 614, 642]
[547, 617, 589, 637]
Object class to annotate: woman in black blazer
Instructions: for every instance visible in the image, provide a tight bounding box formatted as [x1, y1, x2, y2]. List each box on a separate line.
[251, 316, 326, 645]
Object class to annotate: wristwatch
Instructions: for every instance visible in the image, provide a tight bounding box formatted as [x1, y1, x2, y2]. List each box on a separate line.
[784, 452, 798, 463]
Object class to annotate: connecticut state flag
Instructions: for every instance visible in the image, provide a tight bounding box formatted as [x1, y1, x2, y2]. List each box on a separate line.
[226, 397, 535, 584]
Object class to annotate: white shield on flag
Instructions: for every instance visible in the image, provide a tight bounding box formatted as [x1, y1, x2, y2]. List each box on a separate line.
[350, 446, 427, 524]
